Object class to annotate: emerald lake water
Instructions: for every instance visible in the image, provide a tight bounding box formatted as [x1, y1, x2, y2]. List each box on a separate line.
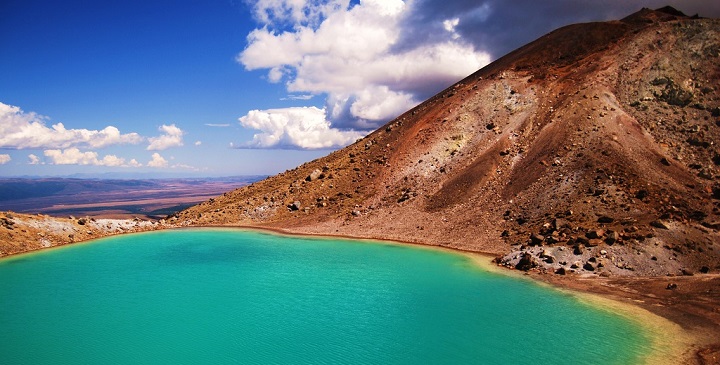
[0, 229, 652, 364]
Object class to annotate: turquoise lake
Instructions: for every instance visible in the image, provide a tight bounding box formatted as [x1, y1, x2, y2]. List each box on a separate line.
[0, 229, 651, 364]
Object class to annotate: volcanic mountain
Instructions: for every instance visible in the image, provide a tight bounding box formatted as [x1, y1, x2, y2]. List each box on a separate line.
[176, 7, 719, 277]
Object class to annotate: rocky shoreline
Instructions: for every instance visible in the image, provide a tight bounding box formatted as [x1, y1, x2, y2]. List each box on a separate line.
[496, 216, 717, 277]
[0, 211, 166, 257]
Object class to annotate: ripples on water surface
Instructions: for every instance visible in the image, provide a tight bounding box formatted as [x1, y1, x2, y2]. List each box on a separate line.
[0, 229, 651, 364]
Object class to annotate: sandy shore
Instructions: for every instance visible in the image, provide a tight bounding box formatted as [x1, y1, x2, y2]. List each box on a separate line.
[530, 272, 720, 365]
[463, 253, 715, 365]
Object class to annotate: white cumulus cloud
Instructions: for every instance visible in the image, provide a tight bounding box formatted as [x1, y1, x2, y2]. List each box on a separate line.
[238, 106, 365, 149]
[348, 85, 415, 122]
[0, 154, 10, 165]
[147, 152, 169, 168]
[238, 0, 491, 132]
[171, 163, 199, 171]
[28, 154, 40, 165]
[443, 17, 460, 38]
[0, 102, 142, 149]
[100, 154, 126, 167]
[250, 0, 350, 27]
[147, 124, 184, 151]
[43, 148, 129, 166]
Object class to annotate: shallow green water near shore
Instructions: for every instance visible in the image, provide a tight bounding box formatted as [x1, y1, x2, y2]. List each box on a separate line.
[0, 229, 651, 364]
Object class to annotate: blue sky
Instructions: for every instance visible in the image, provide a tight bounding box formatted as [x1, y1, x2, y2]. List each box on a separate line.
[1, 0, 718, 177]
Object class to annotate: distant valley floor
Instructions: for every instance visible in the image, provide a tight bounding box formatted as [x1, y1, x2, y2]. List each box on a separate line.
[0, 177, 264, 219]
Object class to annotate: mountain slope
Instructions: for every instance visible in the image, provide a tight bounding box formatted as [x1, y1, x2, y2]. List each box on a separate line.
[177, 8, 720, 276]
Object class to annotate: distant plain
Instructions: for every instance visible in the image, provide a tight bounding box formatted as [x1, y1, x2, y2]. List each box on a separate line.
[0, 177, 264, 219]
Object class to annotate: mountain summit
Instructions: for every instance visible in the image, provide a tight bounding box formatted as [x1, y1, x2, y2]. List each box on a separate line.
[177, 7, 719, 276]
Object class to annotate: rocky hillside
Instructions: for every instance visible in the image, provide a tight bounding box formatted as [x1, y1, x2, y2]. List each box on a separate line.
[176, 7, 719, 277]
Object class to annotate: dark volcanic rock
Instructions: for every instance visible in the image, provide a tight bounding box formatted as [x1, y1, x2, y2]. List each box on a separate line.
[552, 218, 568, 231]
[529, 233, 545, 246]
[650, 220, 669, 229]
[573, 244, 584, 255]
[515, 253, 539, 271]
[586, 229, 605, 239]
[605, 230, 619, 245]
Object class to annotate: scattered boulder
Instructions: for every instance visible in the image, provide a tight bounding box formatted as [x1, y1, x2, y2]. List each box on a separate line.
[541, 249, 555, 263]
[656, 80, 694, 107]
[397, 189, 412, 203]
[555, 267, 567, 275]
[529, 233, 545, 246]
[597, 216, 614, 224]
[546, 232, 560, 244]
[573, 244, 584, 255]
[288, 201, 302, 211]
[306, 169, 324, 181]
[700, 266, 710, 274]
[605, 230, 618, 245]
[586, 239, 603, 247]
[552, 218, 568, 231]
[586, 229, 605, 239]
[515, 252, 539, 271]
[666, 283, 678, 290]
[1, 217, 14, 230]
[583, 262, 596, 271]
[650, 220, 669, 229]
